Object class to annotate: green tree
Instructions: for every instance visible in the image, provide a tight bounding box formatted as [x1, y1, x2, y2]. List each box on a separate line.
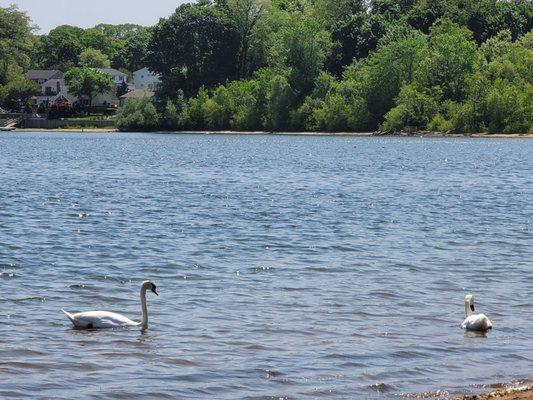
[226, 0, 266, 77]
[417, 19, 479, 102]
[0, 65, 38, 110]
[38, 25, 86, 69]
[79, 48, 111, 68]
[147, 3, 240, 97]
[355, 30, 428, 125]
[0, 6, 37, 110]
[270, 16, 332, 98]
[381, 85, 439, 132]
[113, 28, 152, 72]
[64, 67, 114, 107]
[265, 74, 293, 130]
[117, 97, 160, 131]
[0, 5, 35, 83]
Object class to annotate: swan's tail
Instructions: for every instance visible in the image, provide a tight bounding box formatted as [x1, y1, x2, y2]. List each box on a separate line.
[62, 309, 75, 323]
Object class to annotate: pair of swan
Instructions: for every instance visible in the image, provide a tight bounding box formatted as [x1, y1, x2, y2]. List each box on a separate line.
[63, 280, 158, 329]
[63, 282, 492, 332]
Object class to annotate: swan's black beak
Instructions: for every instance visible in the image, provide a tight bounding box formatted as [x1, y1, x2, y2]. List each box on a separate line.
[152, 286, 159, 296]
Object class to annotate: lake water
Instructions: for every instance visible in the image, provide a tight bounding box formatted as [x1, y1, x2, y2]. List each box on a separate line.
[0, 132, 532, 399]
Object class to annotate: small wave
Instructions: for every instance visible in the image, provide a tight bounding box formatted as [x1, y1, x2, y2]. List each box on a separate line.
[12, 296, 46, 303]
[69, 283, 87, 289]
[0, 361, 56, 371]
[162, 358, 199, 367]
[248, 266, 274, 274]
[0, 271, 16, 279]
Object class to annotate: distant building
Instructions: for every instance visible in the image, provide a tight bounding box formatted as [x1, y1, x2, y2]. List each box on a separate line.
[35, 90, 79, 110]
[34, 79, 68, 107]
[95, 68, 128, 85]
[25, 70, 63, 85]
[133, 67, 161, 90]
[41, 78, 66, 96]
[119, 89, 155, 107]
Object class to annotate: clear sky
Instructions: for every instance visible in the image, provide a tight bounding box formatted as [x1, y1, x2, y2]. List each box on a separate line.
[1, 0, 188, 33]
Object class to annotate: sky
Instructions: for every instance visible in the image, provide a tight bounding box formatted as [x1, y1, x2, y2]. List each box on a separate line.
[1, 0, 188, 33]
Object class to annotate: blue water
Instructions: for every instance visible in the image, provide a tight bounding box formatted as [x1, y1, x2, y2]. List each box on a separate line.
[0, 132, 532, 399]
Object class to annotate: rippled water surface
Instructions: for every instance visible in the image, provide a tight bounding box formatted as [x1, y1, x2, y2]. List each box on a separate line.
[1, 132, 532, 399]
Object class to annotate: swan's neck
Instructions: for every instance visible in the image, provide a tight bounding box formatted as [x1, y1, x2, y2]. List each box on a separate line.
[140, 287, 148, 329]
[465, 301, 472, 317]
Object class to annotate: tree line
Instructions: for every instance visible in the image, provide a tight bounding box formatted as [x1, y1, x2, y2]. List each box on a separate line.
[1, 0, 532, 133]
[0, 5, 150, 111]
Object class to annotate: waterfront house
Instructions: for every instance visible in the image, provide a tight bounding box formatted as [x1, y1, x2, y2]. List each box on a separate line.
[119, 89, 155, 107]
[25, 70, 63, 85]
[95, 68, 128, 85]
[133, 67, 161, 90]
[41, 78, 66, 96]
[86, 68, 130, 107]
[34, 78, 70, 107]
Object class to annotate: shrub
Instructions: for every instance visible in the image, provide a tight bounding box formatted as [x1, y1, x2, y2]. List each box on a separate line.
[116, 97, 160, 131]
[381, 85, 439, 132]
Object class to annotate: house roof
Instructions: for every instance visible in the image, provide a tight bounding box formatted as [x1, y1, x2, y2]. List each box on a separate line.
[25, 70, 62, 80]
[52, 91, 78, 104]
[95, 68, 127, 77]
[133, 67, 160, 75]
[41, 78, 65, 87]
[134, 67, 150, 74]
[120, 89, 155, 99]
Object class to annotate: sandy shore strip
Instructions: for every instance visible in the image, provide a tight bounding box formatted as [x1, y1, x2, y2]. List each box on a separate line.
[455, 386, 533, 400]
[9, 128, 533, 137]
[14, 128, 117, 133]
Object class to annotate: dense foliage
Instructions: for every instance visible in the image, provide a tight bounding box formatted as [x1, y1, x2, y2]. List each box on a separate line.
[119, 0, 532, 133]
[64, 68, 114, 106]
[1, 1, 531, 132]
[0, 6, 38, 109]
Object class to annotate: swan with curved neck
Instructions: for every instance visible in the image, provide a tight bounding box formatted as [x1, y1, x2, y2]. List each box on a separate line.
[63, 280, 158, 329]
[461, 293, 492, 331]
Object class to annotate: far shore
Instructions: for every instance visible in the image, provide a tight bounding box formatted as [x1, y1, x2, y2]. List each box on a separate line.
[455, 385, 533, 400]
[9, 128, 533, 138]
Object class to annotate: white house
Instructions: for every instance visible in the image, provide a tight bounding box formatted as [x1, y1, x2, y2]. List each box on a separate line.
[92, 91, 120, 107]
[35, 78, 68, 106]
[133, 67, 161, 90]
[119, 89, 155, 107]
[41, 78, 66, 96]
[25, 70, 63, 85]
[95, 68, 128, 85]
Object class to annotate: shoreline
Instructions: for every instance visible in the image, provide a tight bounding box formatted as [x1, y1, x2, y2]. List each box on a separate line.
[455, 386, 533, 400]
[9, 128, 533, 138]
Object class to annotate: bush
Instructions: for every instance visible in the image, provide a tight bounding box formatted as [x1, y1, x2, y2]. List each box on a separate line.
[381, 85, 439, 132]
[116, 97, 160, 131]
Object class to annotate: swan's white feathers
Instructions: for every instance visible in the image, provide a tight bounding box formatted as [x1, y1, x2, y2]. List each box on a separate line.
[461, 293, 492, 331]
[63, 310, 139, 329]
[461, 313, 492, 331]
[63, 280, 157, 329]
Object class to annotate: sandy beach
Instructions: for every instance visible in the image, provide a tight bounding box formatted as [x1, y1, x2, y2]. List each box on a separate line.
[10, 128, 533, 137]
[455, 386, 533, 400]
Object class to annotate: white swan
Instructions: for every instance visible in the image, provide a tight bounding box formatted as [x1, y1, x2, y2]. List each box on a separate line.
[62, 280, 158, 329]
[461, 293, 492, 331]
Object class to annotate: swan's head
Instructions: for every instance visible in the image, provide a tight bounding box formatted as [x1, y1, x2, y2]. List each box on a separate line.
[465, 294, 476, 312]
[142, 280, 158, 296]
